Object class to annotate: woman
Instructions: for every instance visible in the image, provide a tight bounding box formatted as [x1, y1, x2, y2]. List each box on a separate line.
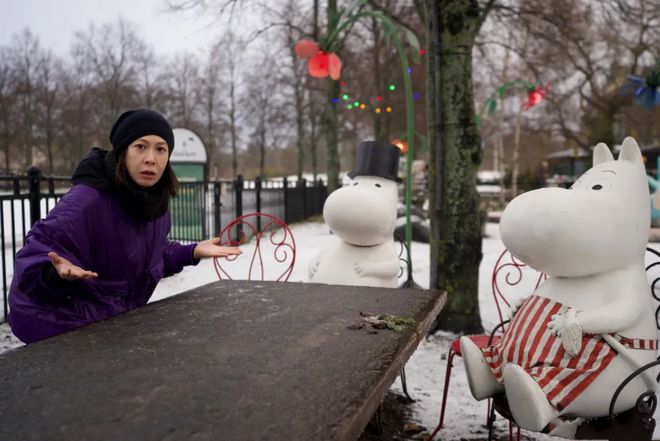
[7, 109, 241, 343]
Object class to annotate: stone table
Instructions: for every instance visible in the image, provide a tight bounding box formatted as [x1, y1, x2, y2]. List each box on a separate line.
[0, 280, 446, 441]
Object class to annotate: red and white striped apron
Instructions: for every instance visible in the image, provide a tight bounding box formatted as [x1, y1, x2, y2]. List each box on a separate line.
[481, 295, 657, 411]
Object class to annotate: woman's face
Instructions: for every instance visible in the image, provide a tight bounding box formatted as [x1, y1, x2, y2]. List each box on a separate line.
[124, 135, 169, 188]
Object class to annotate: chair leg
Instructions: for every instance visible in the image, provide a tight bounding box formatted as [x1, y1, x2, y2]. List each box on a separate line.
[487, 397, 491, 426]
[399, 365, 414, 402]
[487, 399, 497, 441]
[507, 420, 521, 441]
[428, 347, 456, 440]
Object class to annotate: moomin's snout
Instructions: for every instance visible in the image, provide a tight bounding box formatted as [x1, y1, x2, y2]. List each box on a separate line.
[323, 183, 396, 246]
[500, 186, 640, 277]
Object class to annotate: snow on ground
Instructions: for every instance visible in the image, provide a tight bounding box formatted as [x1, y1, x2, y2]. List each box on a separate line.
[2, 221, 659, 440]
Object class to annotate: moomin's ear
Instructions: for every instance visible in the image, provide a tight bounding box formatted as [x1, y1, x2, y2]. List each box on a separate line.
[618, 137, 644, 170]
[593, 143, 614, 166]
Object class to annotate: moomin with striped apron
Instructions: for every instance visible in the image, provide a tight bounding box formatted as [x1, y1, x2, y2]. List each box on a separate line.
[481, 295, 657, 411]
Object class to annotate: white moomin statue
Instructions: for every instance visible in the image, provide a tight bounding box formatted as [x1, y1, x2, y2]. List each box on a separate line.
[308, 141, 401, 288]
[461, 137, 657, 437]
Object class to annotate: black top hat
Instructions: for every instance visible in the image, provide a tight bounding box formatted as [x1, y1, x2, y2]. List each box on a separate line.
[347, 141, 402, 183]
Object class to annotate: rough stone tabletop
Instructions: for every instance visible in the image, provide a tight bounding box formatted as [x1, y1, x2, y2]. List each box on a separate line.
[0, 280, 446, 441]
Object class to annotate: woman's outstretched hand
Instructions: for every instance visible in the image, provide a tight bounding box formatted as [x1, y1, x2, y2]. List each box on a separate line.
[48, 252, 98, 281]
[193, 238, 242, 259]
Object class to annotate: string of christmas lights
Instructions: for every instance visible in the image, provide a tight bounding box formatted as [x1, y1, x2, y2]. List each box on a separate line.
[331, 50, 425, 113]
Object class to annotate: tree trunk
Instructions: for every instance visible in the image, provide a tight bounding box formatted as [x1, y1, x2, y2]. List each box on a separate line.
[1, 127, 10, 173]
[207, 103, 215, 179]
[259, 113, 266, 178]
[427, 0, 486, 334]
[309, 111, 318, 181]
[230, 77, 238, 178]
[288, 30, 305, 181]
[21, 80, 34, 169]
[310, 0, 320, 183]
[0, 107, 12, 173]
[46, 110, 54, 174]
[370, 18, 385, 142]
[323, 0, 340, 193]
[511, 111, 522, 197]
[324, 79, 340, 191]
[204, 54, 217, 180]
[295, 89, 305, 181]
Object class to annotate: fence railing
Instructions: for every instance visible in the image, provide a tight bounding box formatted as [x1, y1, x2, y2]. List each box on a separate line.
[0, 168, 328, 323]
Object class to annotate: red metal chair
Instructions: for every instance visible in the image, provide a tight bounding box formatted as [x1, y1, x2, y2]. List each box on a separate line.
[213, 212, 296, 281]
[428, 248, 546, 441]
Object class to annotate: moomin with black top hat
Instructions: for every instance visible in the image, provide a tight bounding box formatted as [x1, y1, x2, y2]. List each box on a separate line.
[308, 140, 402, 288]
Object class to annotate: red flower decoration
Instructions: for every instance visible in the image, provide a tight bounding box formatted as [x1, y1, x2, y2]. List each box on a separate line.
[295, 39, 319, 58]
[295, 39, 342, 80]
[522, 81, 552, 111]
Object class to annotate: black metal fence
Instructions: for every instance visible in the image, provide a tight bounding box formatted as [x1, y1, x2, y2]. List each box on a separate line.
[0, 168, 328, 322]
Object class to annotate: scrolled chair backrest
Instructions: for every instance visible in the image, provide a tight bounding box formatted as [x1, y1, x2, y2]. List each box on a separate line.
[213, 212, 296, 282]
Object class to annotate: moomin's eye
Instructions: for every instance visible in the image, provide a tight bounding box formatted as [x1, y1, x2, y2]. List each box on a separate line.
[589, 179, 612, 191]
[375, 183, 381, 188]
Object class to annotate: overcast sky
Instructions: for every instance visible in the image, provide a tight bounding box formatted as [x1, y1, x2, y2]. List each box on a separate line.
[0, 0, 223, 57]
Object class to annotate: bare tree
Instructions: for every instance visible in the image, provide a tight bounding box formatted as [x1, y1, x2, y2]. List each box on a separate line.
[35, 50, 63, 174]
[242, 55, 288, 178]
[166, 0, 245, 17]
[197, 40, 225, 178]
[323, 0, 341, 192]
[282, 0, 308, 181]
[369, 16, 386, 141]
[306, 88, 324, 181]
[72, 19, 144, 140]
[59, 42, 95, 170]
[166, 52, 200, 128]
[0, 48, 18, 173]
[135, 46, 166, 110]
[253, 0, 326, 181]
[10, 30, 42, 169]
[162, 0, 347, 184]
[219, 33, 243, 178]
[486, 0, 660, 147]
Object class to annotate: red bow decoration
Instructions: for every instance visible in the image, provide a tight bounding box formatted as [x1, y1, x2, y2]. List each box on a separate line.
[522, 81, 552, 111]
[295, 39, 342, 80]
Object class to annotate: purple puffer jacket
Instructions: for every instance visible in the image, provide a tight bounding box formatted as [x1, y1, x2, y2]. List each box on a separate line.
[8, 183, 198, 339]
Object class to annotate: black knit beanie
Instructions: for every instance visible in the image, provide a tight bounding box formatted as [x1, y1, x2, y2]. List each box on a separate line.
[109, 109, 175, 156]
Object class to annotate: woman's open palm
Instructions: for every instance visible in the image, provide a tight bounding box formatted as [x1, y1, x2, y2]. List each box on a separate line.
[193, 238, 242, 259]
[48, 252, 98, 281]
